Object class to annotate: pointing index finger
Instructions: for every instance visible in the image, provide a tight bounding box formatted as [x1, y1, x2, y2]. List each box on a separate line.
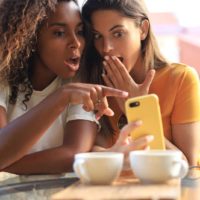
[101, 86, 128, 98]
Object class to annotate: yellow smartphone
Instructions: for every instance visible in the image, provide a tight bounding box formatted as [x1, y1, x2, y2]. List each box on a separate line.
[125, 94, 165, 150]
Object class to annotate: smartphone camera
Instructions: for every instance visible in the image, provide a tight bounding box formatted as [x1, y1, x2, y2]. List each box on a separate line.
[129, 101, 140, 107]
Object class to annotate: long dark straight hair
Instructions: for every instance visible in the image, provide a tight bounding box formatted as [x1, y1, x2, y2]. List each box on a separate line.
[79, 0, 168, 138]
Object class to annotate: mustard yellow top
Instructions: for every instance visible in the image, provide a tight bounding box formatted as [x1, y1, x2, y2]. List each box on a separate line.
[150, 63, 200, 140]
[105, 63, 200, 163]
[150, 63, 200, 165]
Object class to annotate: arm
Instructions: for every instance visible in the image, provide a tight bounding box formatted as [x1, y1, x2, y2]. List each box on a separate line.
[0, 83, 128, 170]
[169, 67, 200, 166]
[171, 122, 200, 166]
[0, 89, 67, 170]
[3, 120, 97, 174]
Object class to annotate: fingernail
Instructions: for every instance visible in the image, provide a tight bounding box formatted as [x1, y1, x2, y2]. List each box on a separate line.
[104, 56, 109, 60]
[102, 68, 106, 75]
[103, 61, 107, 66]
[135, 120, 143, 126]
[110, 111, 114, 116]
[147, 135, 154, 141]
[96, 115, 100, 120]
[122, 91, 128, 97]
[145, 146, 150, 150]
[111, 56, 116, 60]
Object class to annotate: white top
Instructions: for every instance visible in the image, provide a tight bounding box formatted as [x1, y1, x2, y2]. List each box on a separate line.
[0, 77, 98, 154]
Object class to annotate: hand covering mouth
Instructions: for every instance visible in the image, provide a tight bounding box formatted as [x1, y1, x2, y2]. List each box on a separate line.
[103, 55, 124, 63]
[64, 56, 80, 71]
[117, 56, 124, 63]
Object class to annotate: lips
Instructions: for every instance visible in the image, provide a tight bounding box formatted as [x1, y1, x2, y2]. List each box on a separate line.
[64, 55, 80, 72]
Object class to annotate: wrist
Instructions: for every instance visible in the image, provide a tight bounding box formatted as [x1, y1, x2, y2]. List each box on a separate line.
[53, 86, 70, 111]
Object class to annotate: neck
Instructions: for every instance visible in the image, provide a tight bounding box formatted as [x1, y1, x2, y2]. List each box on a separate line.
[31, 55, 57, 91]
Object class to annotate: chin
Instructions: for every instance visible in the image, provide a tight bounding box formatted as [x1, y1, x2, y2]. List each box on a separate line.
[64, 72, 76, 79]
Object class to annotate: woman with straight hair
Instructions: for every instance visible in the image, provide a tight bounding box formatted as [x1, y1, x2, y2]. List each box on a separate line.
[81, 0, 200, 166]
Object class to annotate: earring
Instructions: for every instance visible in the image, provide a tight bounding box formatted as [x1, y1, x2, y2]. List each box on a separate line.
[30, 36, 37, 53]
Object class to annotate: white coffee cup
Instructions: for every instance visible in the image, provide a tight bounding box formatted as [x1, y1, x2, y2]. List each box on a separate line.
[73, 152, 124, 185]
[129, 150, 188, 183]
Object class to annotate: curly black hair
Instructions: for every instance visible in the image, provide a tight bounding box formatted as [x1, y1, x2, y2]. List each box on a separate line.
[0, 0, 78, 108]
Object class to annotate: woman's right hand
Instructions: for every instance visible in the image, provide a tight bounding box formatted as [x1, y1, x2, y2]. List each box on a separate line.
[102, 56, 155, 113]
[61, 83, 128, 119]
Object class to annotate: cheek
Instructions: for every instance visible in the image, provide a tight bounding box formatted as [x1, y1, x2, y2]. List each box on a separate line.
[79, 38, 85, 53]
[123, 40, 141, 70]
[43, 39, 67, 55]
[38, 39, 57, 56]
[37, 43, 64, 70]
[94, 41, 102, 54]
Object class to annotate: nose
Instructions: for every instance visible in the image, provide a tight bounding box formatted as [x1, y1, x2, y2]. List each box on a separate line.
[102, 39, 113, 54]
[68, 33, 81, 49]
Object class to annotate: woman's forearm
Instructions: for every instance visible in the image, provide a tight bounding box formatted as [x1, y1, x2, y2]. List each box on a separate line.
[3, 146, 75, 174]
[172, 122, 200, 166]
[0, 88, 68, 169]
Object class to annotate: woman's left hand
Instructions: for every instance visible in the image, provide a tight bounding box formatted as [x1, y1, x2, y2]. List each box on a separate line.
[109, 120, 154, 155]
[102, 56, 155, 113]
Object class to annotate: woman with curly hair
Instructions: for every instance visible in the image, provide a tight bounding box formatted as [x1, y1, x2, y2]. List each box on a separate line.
[81, 0, 200, 166]
[0, 0, 135, 174]
[0, 0, 154, 174]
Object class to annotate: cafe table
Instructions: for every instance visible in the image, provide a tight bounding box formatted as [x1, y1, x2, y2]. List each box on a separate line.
[0, 168, 199, 200]
[0, 172, 78, 200]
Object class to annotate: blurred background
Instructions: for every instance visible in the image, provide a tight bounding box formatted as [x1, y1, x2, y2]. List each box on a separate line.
[78, 0, 200, 75]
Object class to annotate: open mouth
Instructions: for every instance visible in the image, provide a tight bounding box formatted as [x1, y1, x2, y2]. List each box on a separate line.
[69, 57, 80, 65]
[64, 56, 80, 71]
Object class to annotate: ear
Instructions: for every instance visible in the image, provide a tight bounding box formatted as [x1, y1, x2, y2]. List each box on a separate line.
[140, 19, 149, 40]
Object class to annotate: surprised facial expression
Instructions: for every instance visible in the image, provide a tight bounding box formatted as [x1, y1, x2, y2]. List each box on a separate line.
[91, 10, 144, 73]
[36, 1, 85, 80]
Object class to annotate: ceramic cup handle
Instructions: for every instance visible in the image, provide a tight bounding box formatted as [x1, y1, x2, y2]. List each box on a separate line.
[73, 159, 90, 183]
[171, 159, 189, 179]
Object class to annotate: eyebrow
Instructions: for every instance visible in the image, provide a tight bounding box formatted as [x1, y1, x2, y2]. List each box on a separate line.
[48, 22, 83, 28]
[109, 25, 124, 31]
[49, 22, 66, 27]
[93, 24, 124, 33]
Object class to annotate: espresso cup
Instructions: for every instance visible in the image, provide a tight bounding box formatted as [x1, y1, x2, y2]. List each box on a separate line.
[129, 150, 188, 183]
[73, 152, 124, 185]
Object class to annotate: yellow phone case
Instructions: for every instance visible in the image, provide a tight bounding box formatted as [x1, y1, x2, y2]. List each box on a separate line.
[125, 94, 165, 150]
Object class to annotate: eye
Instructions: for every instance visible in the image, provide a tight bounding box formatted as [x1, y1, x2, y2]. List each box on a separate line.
[113, 31, 125, 38]
[53, 30, 65, 37]
[77, 30, 84, 36]
[77, 28, 84, 36]
[93, 33, 101, 40]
